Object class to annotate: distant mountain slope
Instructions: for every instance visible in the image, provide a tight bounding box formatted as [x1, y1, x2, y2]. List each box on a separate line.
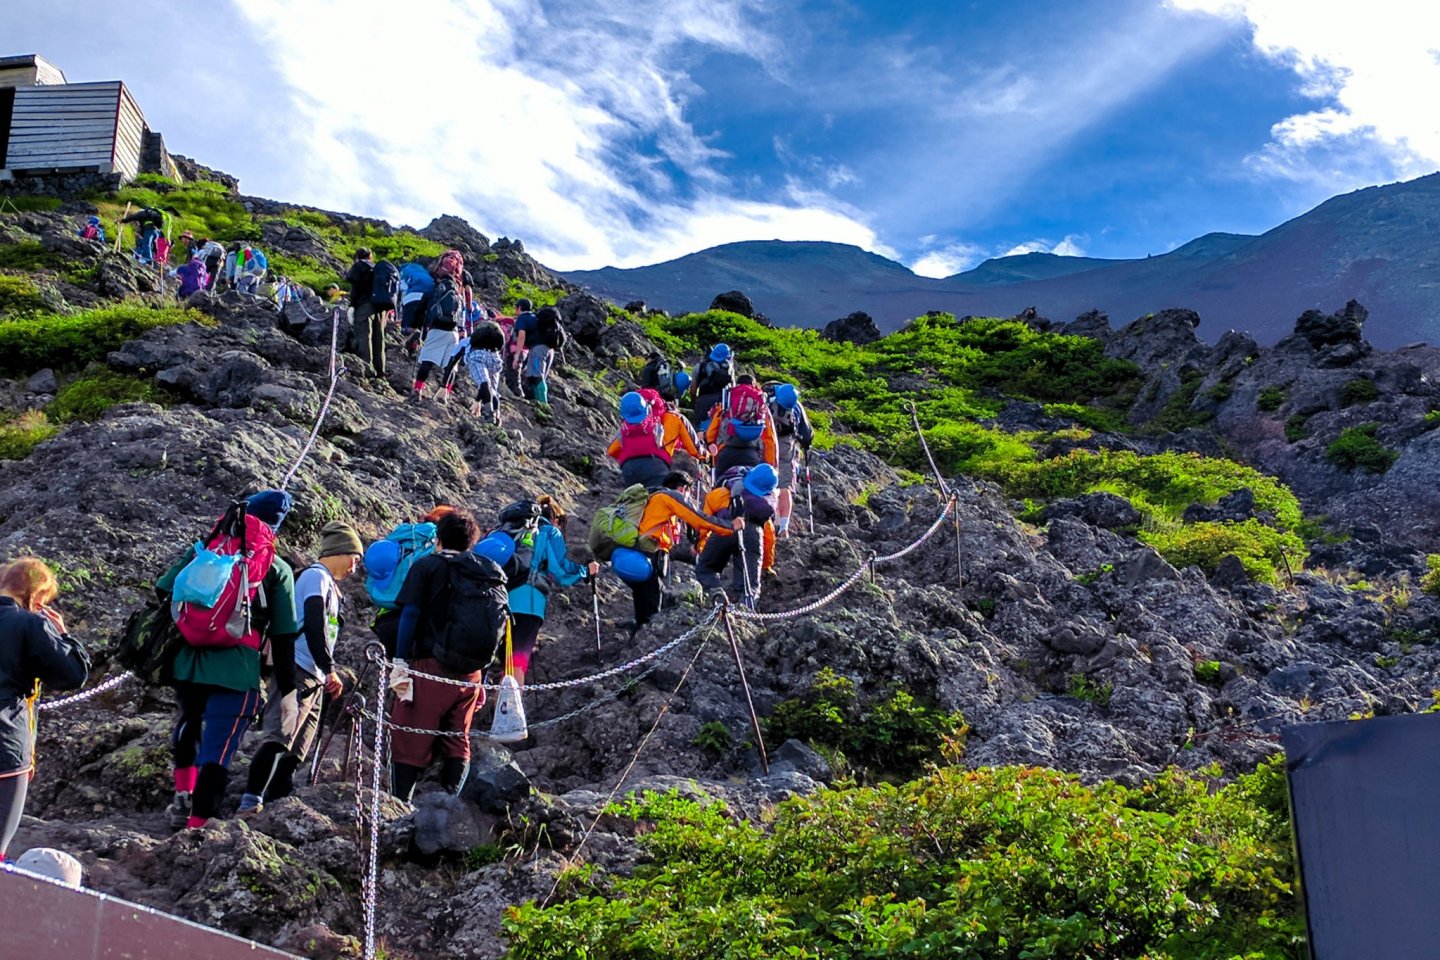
[561, 174, 1440, 346]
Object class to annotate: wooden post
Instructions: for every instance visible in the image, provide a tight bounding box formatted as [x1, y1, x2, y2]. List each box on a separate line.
[114, 201, 131, 254]
[721, 606, 768, 774]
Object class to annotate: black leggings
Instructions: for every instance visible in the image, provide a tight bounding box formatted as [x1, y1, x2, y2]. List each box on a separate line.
[0, 773, 28, 860]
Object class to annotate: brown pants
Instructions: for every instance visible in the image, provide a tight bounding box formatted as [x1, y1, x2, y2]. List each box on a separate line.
[388, 657, 484, 766]
[352, 301, 387, 376]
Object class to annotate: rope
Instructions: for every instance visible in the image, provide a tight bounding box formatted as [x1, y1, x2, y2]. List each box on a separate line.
[279, 306, 348, 492]
[361, 647, 388, 960]
[35, 671, 133, 712]
[906, 400, 951, 494]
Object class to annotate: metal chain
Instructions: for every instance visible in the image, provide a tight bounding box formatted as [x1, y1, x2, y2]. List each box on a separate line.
[35, 671, 133, 712]
[280, 306, 349, 492]
[361, 648, 388, 960]
[874, 496, 956, 562]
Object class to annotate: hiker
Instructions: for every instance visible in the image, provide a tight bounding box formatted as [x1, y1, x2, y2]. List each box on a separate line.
[235, 245, 268, 295]
[399, 261, 435, 350]
[160, 490, 302, 829]
[172, 257, 209, 299]
[479, 498, 597, 685]
[638, 352, 690, 405]
[366, 506, 450, 658]
[387, 509, 508, 802]
[76, 215, 105, 244]
[238, 521, 363, 814]
[768, 383, 815, 536]
[696, 464, 778, 607]
[411, 270, 466, 403]
[689, 343, 735, 427]
[506, 298, 536, 396]
[440, 320, 505, 423]
[178, 230, 198, 260]
[704, 374, 778, 477]
[346, 248, 386, 376]
[120, 207, 164, 263]
[593, 471, 740, 634]
[0, 559, 90, 862]
[607, 389, 705, 489]
[371, 258, 401, 333]
[195, 238, 225, 289]
[524, 306, 566, 405]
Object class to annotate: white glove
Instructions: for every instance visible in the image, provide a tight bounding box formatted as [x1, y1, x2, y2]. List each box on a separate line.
[278, 691, 300, 737]
[389, 659, 414, 702]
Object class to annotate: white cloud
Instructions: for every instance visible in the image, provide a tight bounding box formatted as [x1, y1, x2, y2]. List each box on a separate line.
[1168, 0, 1440, 187]
[910, 242, 989, 278]
[229, 0, 881, 270]
[1000, 235, 1088, 258]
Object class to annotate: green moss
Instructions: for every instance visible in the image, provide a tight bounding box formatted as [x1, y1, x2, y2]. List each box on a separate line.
[0, 240, 68, 273]
[1325, 423, 1398, 473]
[1068, 672, 1113, 707]
[1148, 368, 1212, 432]
[1193, 660, 1224, 686]
[48, 369, 166, 422]
[503, 277, 566, 311]
[1139, 519, 1305, 585]
[0, 304, 207, 376]
[0, 275, 47, 317]
[1256, 385, 1287, 412]
[1422, 410, 1440, 432]
[1421, 555, 1440, 597]
[0, 194, 63, 212]
[0, 411, 59, 460]
[1339, 377, 1380, 407]
[1284, 414, 1309, 443]
[268, 252, 341, 292]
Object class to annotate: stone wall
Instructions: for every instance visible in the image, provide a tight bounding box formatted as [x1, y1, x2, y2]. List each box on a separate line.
[0, 169, 126, 197]
[140, 130, 180, 180]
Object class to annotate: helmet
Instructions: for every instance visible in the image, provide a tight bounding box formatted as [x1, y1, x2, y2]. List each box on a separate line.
[709, 343, 732, 363]
[674, 370, 691, 392]
[473, 531, 516, 566]
[743, 463, 778, 498]
[774, 383, 799, 409]
[619, 391, 649, 424]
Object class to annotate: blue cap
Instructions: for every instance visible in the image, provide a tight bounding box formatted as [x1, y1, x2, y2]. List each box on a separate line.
[775, 383, 799, 409]
[743, 463, 778, 497]
[674, 370, 691, 391]
[710, 343, 732, 363]
[473, 531, 516, 566]
[246, 490, 294, 531]
[619, 391, 649, 424]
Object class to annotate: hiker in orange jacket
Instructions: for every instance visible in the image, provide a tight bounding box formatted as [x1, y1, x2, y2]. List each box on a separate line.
[622, 471, 739, 633]
[703, 375, 778, 476]
[607, 390, 707, 489]
[698, 471, 777, 575]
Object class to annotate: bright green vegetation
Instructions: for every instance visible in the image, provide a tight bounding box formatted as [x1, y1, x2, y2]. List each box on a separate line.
[268, 252, 342, 292]
[1338, 377, 1379, 407]
[1325, 423, 1398, 474]
[47, 368, 167, 422]
[1148, 369, 1212, 433]
[0, 194, 63, 212]
[1141, 520, 1303, 585]
[0, 410, 58, 461]
[0, 275, 47, 316]
[1194, 659, 1224, 685]
[106, 180, 257, 242]
[1284, 415, 1309, 443]
[1068, 672, 1113, 707]
[765, 667, 968, 780]
[0, 304, 207, 376]
[1257, 385, 1287, 412]
[503, 277, 566, 312]
[503, 758, 1302, 959]
[1422, 555, 1440, 596]
[1422, 410, 1440, 431]
[0, 240, 68, 273]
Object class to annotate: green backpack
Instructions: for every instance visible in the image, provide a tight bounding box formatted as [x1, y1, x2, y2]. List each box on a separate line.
[588, 484, 655, 561]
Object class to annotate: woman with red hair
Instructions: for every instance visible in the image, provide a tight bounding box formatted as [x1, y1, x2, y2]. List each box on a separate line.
[0, 558, 89, 861]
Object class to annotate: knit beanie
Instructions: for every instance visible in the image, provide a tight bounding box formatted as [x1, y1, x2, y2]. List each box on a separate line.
[318, 521, 364, 558]
[245, 490, 294, 531]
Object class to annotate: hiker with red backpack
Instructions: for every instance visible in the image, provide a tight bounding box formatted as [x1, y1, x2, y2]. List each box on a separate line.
[158, 490, 302, 829]
[696, 464, 779, 607]
[767, 383, 815, 537]
[689, 343, 735, 428]
[346, 248, 387, 377]
[0, 558, 90, 863]
[387, 509, 508, 801]
[607, 389, 705, 490]
[704, 374, 778, 478]
[76, 216, 105, 245]
[237, 521, 363, 814]
[474, 497, 598, 685]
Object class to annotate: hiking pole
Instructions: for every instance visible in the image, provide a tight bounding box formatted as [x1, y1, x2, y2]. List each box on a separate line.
[591, 575, 602, 663]
[114, 202, 130, 254]
[721, 605, 768, 774]
[312, 657, 375, 785]
[308, 688, 329, 785]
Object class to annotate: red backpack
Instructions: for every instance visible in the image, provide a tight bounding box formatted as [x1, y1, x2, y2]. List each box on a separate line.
[619, 389, 670, 463]
[172, 507, 277, 651]
[722, 384, 767, 444]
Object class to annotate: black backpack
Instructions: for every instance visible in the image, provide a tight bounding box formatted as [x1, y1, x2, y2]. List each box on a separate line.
[424, 277, 465, 331]
[371, 260, 400, 309]
[113, 597, 187, 687]
[495, 500, 544, 591]
[469, 321, 505, 352]
[695, 358, 732, 396]
[640, 356, 669, 391]
[430, 553, 509, 674]
[535, 307, 567, 350]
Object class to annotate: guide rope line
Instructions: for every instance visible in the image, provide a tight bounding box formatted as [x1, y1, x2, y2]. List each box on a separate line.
[280, 306, 348, 492]
[905, 400, 951, 495]
[34, 671, 133, 712]
[361, 644, 389, 960]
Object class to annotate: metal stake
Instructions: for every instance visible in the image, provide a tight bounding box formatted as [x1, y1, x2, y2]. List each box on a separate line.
[721, 606, 768, 774]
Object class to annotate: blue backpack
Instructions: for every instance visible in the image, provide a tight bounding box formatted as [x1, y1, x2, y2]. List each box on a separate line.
[364, 522, 438, 609]
[400, 262, 434, 299]
[371, 260, 401, 308]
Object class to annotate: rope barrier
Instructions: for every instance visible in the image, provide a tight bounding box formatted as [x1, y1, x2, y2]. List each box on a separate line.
[906, 400, 951, 495]
[361, 647, 388, 960]
[35, 671, 133, 712]
[279, 306, 348, 492]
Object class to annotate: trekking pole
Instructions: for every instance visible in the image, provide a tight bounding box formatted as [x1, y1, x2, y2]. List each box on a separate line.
[721, 605, 768, 774]
[591, 575, 603, 663]
[308, 688, 329, 785]
[312, 658, 375, 785]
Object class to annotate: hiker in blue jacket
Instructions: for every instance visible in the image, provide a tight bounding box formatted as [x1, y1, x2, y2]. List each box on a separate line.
[502, 497, 598, 684]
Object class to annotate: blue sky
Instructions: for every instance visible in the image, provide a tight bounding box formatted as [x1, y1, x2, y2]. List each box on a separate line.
[9, 1, 1439, 274]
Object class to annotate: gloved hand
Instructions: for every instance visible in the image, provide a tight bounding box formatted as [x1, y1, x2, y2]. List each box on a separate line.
[279, 691, 300, 736]
[389, 659, 414, 702]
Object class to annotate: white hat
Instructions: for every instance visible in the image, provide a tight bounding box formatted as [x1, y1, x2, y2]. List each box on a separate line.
[14, 848, 83, 889]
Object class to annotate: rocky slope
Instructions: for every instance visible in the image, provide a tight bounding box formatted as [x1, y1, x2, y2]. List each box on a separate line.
[2, 197, 1440, 958]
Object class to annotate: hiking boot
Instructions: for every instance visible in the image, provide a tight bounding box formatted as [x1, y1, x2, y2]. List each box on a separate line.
[237, 793, 264, 817]
[166, 791, 192, 830]
[409, 387, 424, 404]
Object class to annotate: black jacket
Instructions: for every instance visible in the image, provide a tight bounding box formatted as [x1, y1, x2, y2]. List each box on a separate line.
[0, 597, 89, 773]
[346, 260, 374, 306]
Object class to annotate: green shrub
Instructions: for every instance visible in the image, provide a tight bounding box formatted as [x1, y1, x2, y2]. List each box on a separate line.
[47, 369, 166, 422]
[1042, 402, 1126, 433]
[1257, 385, 1287, 412]
[1422, 410, 1440, 432]
[1068, 672, 1113, 707]
[0, 410, 59, 460]
[503, 277, 566, 312]
[503, 758, 1302, 959]
[1285, 414, 1309, 443]
[1339, 377, 1379, 407]
[0, 240, 67, 272]
[1422, 555, 1440, 596]
[1139, 519, 1305, 584]
[1325, 423, 1398, 473]
[0, 194, 63, 212]
[0, 275, 48, 317]
[1205, 380, 1234, 402]
[1194, 659, 1224, 685]
[765, 667, 966, 780]
[1148, 369, 1212, 432]
[107, 180, 258, 243]
[268, 252, 341, 292]
[0, 304, 207, 376]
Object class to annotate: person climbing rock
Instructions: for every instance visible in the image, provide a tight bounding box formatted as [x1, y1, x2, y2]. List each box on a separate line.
[506, 298, 536, 397]
[411, 271, 466, 403]
[195, 237, 224, 289]
[398, 260, 435, 352]
[346, 248, 385, 377]
[443, 320, 505, 423]
[524, 306, 566, 405]
[482, 498, 597, 685]
[607, 389, 705, 490]
[387, 509, 508, 801]
[76, 215, 105, 244]
[689, 342, 735, 428]
[0, 559, 90, 862]
[237, 521, 363, 814]
[171, 256, 209, 299]
[767, 383, 814, 537]
[159, 490, 301, 829]
[120, 206, 165, 263]
[367, 506, 450, 657]
[696, 464, 778, 607]
[704, 374, 778, 477]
